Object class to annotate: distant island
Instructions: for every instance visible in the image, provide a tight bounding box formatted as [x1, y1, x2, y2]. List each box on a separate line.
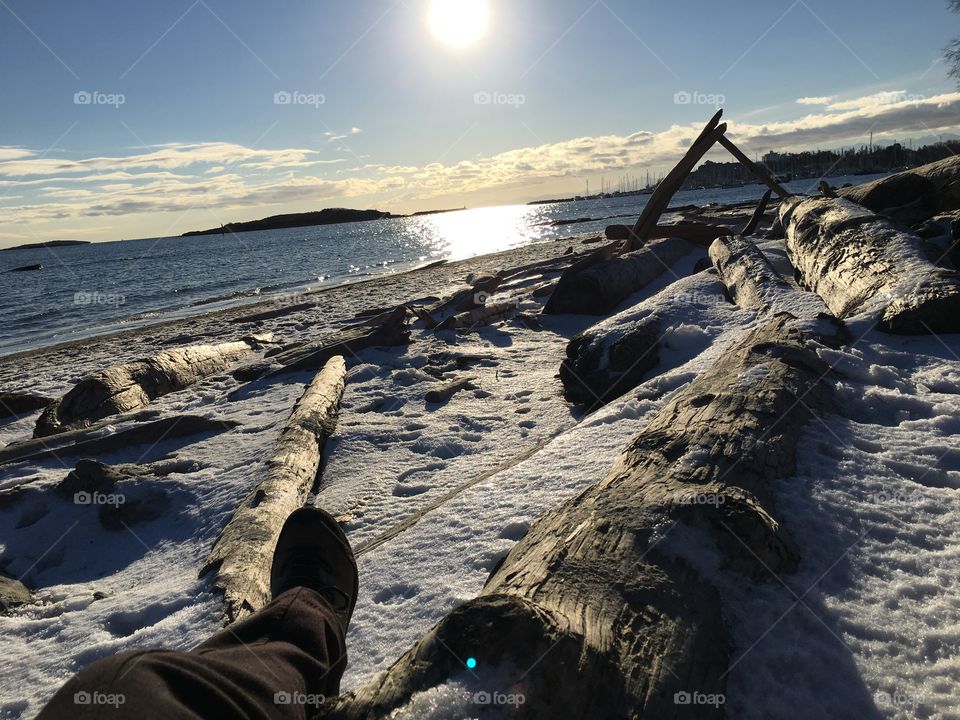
[0, 240, 90, 252]
[181, 206, 466, 237]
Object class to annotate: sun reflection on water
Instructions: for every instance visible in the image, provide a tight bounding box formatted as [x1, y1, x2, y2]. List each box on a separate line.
[405, 204, 550, 261]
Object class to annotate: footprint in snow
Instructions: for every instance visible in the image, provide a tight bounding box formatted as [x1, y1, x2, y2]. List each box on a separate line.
[372, 583, 419, 605]
[104, 597, 193, 638]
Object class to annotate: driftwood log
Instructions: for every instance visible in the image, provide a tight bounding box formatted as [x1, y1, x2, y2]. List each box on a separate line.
[425, 378, 475, 404]
[261, 307, 408, 379]
[202, 355, 347, 622]
[436, 301, 518, 331]
[740, 190, 774, 237]
[626, 111, 727, 252]
[0, 414, 238, 466]
[545, 238, 693, 316]
[560, 312, 661, 408]
[35, 337, 267, 437]
[839, 156, 960, 212]
[328, 313, 842, 719]
[716, 135, 789, 198]
[228, 301, 317, 325]
[780, 196, 960, 333]
[709, 235, 830, 318]
[607, 223, 734, 246]
[0, 391, 52, 419]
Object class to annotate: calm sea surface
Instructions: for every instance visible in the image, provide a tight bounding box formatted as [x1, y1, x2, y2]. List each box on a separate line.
[0, 175, 885, 357]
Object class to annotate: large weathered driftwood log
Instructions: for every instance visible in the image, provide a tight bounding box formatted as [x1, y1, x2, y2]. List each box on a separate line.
[202, 355, 346, 622]
[780, 196, 960, 333]
[839, 156, 960, 213]
[35, 338, 266, 437]
[544, 237, 693, 315]
[328, 314, 841, 719]
[709, 235, 830, 318]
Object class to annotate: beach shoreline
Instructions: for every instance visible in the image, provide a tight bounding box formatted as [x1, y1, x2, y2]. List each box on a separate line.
[0, 233, 594, 390]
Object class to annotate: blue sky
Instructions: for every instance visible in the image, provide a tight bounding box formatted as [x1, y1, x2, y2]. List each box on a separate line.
[1, 0, 959, 246]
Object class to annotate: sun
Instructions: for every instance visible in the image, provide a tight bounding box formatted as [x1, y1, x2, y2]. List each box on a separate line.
[428, 0, 489, 48]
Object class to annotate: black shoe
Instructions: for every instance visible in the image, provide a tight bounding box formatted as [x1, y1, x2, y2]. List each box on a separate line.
[270, 507, 358, 631]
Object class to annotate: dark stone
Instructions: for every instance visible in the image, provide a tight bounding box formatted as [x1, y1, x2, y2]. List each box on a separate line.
[56, 459, 135, 499]
[0, 574, 31, 612]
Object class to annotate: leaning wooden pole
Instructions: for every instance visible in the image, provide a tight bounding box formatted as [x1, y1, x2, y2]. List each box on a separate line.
[717, 135, 789, 198]
[327, 313, 844, 719]
[201, 355, 347, 622]
[624, 111, 727, 252]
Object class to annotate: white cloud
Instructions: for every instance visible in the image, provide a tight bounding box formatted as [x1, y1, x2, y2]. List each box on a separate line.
[3, 92, 960, 232]
[797, 96, 834, 106]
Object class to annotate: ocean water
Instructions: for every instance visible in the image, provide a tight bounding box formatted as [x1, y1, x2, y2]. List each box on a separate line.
[0, 175, 884, 357]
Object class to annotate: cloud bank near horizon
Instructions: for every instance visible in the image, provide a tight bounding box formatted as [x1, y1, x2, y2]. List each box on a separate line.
[2, 91, 959, 235]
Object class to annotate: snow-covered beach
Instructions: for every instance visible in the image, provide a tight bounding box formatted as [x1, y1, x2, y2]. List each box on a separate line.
[2, 199, 960, 719]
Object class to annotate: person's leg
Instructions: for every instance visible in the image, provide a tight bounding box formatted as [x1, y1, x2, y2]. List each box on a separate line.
[36, 586, 345, 720]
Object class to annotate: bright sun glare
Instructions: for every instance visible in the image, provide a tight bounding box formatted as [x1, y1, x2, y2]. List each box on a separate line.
[428, 0, 489, 48]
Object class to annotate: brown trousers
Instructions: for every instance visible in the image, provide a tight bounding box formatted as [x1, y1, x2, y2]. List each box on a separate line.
[37, 588, 346, 720]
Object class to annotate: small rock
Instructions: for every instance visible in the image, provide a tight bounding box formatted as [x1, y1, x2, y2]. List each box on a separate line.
[0, 574, 31, 612]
